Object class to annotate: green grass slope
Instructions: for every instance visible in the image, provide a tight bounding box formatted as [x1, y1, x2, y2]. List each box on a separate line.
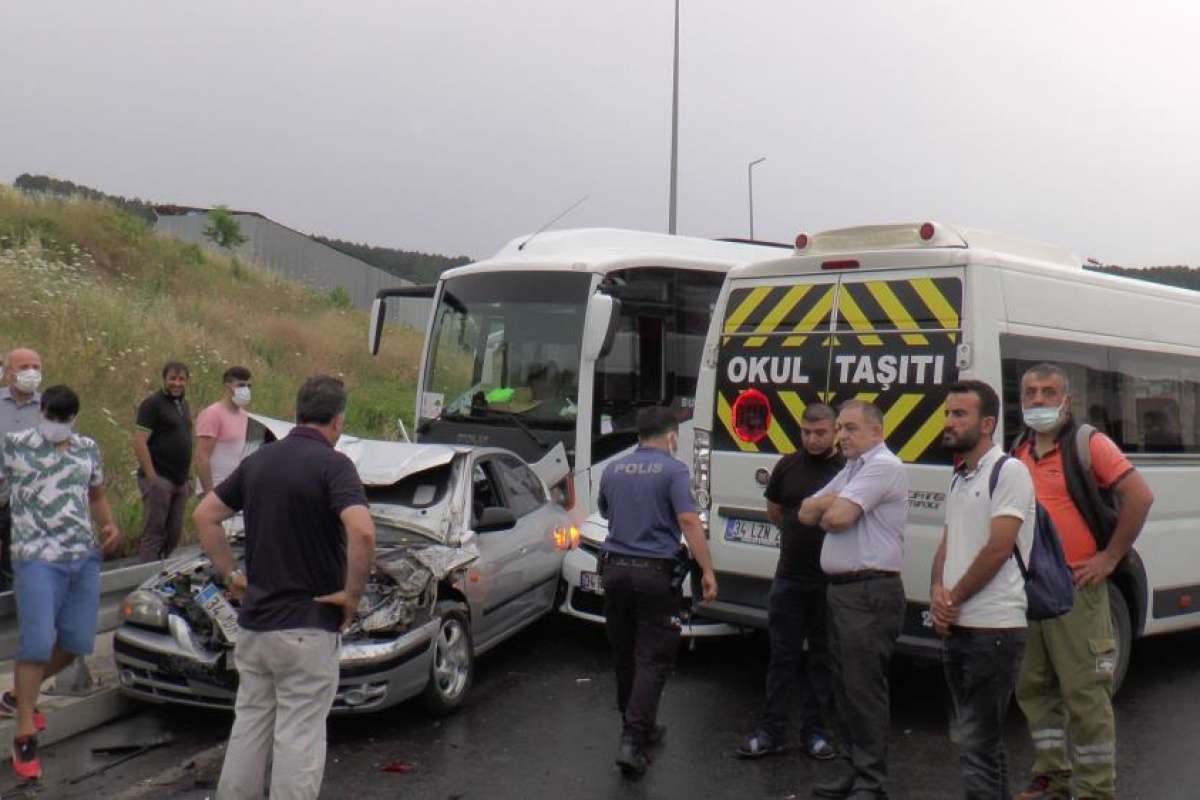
[0, 187, 422, 551]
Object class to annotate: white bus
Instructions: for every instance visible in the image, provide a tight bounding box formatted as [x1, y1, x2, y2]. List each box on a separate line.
[369, 228, 788, 632]
[692, 221, 1200, 689]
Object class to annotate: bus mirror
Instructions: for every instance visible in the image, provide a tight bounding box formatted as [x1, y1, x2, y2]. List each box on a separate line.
[582, 294, 620, 362]
[368, 298, 386, 355]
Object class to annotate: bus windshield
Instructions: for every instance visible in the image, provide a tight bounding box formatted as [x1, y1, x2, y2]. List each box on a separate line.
[420, 271, 593, 453]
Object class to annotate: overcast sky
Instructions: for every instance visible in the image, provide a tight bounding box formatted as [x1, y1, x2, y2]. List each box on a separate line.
[4, 2, 1199, 264]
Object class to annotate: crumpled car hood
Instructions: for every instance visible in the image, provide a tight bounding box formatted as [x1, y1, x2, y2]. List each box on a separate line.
[248, 413, 469, 545]
[248, 413, 465, 486]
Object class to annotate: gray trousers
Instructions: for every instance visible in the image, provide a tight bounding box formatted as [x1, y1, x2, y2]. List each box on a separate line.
[826, 575, 905, 797]
[217, 628, 340, 800]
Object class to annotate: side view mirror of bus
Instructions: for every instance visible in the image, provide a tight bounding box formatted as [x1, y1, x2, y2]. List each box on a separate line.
[368, 297, 386, 355]
[582, 293, 621, 362]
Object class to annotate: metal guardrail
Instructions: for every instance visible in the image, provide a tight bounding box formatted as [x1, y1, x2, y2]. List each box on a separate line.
[0, 547, 201, 663]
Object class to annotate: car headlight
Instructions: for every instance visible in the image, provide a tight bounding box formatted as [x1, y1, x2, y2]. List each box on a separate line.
[122, 590, 168, 630]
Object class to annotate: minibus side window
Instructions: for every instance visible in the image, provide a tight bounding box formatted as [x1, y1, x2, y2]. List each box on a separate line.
[1000, 335, 1200, 455]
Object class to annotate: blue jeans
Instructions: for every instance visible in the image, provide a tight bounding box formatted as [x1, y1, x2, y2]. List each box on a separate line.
[943, 628, 1027, 800]
[761, 578, 831, 741]
[13, 553, 102, 662]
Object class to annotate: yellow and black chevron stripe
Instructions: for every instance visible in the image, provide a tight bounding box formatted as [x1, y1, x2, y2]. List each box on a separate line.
[722, 283, 836, 348]
[715, 387, 950, 464]
[835, 277, 961, 344]
[714, 276, 963, 465]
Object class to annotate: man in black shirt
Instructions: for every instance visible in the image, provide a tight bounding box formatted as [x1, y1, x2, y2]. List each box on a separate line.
[132, 361, 193, 562]
[737, 402, 843, 761]
[194, 375, 375, 800]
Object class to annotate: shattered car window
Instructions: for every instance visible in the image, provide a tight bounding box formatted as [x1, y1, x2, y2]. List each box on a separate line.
[365, 464, 453, 509]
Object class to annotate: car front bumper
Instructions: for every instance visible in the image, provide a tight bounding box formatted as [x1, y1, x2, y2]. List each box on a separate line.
[113, 615, 438, 714]
[558, 542, 745, 638]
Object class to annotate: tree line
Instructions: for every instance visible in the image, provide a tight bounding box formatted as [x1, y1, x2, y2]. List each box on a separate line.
[310, 235, 471, 284]
[12, 173, 472, 284]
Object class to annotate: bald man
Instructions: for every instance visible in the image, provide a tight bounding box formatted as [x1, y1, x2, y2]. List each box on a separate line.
[0, 349, 45, 588]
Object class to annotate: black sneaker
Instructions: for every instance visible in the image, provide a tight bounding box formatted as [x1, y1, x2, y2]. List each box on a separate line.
[616, 739, 648, 777]
[12, 734, 42, 781]
[736, 729, 786, 759]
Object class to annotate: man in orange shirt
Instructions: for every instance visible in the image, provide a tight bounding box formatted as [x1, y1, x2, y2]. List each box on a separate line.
[1013, 363, 1153, 800]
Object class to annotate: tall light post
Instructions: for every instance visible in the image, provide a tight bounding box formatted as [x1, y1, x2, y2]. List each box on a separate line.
[748, 157, 766, 240]
[668, 0, 680, 234]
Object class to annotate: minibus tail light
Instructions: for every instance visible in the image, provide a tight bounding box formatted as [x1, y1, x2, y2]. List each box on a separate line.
[692, 429, 712, 534]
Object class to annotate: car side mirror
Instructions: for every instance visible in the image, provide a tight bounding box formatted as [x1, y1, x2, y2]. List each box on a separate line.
[475, 506, 516, 532]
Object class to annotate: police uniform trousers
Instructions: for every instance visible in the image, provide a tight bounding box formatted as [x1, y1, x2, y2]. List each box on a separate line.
[602, 558, 681, 745]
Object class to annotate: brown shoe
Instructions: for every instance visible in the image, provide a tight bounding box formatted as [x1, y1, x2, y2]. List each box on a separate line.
[1013, 774, 1069, 800]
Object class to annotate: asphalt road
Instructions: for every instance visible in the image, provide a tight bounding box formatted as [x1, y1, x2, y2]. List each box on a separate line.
[16, 614, 1200, 799]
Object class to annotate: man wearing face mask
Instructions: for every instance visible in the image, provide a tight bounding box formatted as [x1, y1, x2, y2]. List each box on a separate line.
[132, 361, 193, 562]
[194, 375, 375, 800]
[597, 406, 718, 778]
[0, 348, 45, 589]
[195, 366, 253, 497]
[1, 385, 121, 780]
[1012, 363, 1154, 800]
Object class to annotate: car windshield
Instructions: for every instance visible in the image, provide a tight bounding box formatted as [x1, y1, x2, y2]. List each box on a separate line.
[422, 271, 592, 428]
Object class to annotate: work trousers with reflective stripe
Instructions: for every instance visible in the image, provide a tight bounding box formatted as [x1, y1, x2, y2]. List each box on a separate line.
[1016, 582, 1117, 799]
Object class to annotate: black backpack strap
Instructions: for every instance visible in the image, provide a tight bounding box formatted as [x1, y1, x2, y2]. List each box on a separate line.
[987, 454, 1010, 496]
[1061, 421, 1119, 548]
[988, 454, 1031, 579]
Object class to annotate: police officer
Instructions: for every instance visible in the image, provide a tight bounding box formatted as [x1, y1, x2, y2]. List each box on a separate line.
[598, 406, 718, 777]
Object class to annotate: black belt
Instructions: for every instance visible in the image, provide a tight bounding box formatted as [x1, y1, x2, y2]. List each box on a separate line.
[605, 554, 673, 573]
[828, 569, 900, 585]
[950, 625, 1026, 635]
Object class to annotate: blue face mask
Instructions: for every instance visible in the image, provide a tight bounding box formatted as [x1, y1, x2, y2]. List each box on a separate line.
[1022, 403, 1064, 433]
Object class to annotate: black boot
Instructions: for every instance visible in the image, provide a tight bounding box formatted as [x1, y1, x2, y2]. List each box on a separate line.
[616, 738, 648, 777]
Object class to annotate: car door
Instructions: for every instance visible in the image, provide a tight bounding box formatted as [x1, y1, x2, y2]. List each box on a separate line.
[468, 455, 528, 648]
[492, 455, 563, 617]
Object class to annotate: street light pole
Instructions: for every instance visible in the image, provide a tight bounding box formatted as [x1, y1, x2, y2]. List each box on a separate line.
[668, 0, 679, 234]
[748, 157, 765, 240]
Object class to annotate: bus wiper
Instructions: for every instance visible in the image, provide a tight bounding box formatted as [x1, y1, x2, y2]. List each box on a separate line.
[455, 408, 551, 450]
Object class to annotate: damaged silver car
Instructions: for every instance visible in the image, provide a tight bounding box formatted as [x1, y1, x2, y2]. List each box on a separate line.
[113, 418, 576, 715]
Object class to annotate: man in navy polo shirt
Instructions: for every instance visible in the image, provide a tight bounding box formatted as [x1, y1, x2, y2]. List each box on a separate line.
[598, 406, 718, 778]
[194, 375, 376, 800]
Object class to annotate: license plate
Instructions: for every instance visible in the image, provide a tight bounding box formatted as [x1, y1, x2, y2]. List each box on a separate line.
[579, 571, 604, 595]
[197, 582, 241, 644]
[724, 517, 780, 548]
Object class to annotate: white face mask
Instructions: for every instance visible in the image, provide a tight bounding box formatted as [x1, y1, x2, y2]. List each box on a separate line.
[39, 419, 73, 444]
[1023, 402, 1065, 433]
[232, 386, 252, 407]
[15, 369, 42, 394]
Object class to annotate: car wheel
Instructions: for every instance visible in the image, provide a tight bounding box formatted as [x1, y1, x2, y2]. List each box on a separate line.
[423, 601, 473, 715]
[1108, 582, 1132, 696]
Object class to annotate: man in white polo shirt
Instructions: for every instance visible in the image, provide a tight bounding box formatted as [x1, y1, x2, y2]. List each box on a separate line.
[932, 380, 1035, 799]
[799, 400, 907, 800]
